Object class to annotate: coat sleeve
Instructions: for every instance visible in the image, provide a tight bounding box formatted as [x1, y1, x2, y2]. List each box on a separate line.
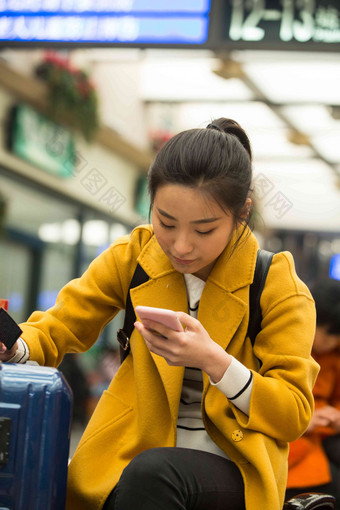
[232, 251, 320, 442]
[19, 226, 152, 367]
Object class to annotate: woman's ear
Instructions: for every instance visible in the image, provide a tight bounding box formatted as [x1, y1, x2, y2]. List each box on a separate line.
[240, 198, 252, 220]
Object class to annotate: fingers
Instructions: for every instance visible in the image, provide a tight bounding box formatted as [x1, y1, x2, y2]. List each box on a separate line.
[134, 311, 199, 335]
[134, 321, 170, 358]
[0, 342, 15, 361]
[176, 311, 199, 330]
[135, 318, 175, 339]
[316, 406, 340, 422]
[134, 320, 170, 343]
[317, 416, 331, 426]
[312, 406, 340, 429]
[0, 340, 18, 361]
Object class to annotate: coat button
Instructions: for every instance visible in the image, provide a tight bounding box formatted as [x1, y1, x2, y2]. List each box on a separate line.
[232, 429, 244, 442]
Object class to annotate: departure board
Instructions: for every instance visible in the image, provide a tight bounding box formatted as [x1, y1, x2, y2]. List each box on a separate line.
[0, 0, 338, 50]
[215, 0, 340, 51]
[0, 0, 211, 46]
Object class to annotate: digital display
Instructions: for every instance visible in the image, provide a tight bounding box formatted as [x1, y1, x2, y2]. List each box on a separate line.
[0, 0, 211, 45]
[0, 0, 338, 49]
[330, 254, 340, 281]
[218, 0, 340, 51]
[0, 0, 210, 13]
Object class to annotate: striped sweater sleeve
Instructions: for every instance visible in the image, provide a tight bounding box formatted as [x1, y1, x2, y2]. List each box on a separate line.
[210, 356, 253, 415]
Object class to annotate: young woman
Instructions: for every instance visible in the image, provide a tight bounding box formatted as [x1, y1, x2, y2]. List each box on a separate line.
[0, 118, 319, 510]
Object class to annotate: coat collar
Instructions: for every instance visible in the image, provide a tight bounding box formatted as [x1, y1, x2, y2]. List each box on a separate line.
[137, 224, 259, 291]
[208, 226, 259, 291]
[136, 229, 175, 279]
[130, 224, 260, 420]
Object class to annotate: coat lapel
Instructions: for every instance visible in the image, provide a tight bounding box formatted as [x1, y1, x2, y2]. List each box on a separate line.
[129, 227, 259, 421]
[130, 236, 188, 423]
[199, 227, 259, 353]
[198, 282, 247, 352]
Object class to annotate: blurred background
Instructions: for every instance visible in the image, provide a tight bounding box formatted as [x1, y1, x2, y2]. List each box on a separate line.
[0, 0, 340, 448]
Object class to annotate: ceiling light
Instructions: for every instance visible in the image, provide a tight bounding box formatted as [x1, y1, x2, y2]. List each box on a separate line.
[243, 59, 340, 104]
[140, 58, 253, 101]
[61, 219, 81, 245]
[312, 130, 340, 163]
[283, 105, 336, 134]
[82, 220, 109, 246]
[38, 223, 62, 243]
[253, 160, 340, 231]
[110, 223, 128, 242]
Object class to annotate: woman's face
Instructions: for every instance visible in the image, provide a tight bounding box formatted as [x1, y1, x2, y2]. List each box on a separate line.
[152, 184, 237, 281]
[312, 325, 340, 355]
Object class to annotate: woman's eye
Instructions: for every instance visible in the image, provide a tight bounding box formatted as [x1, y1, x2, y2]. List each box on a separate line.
[159, 220, 214, 235]
[160, 221, 175, 229]
[197, 229, 215, 235]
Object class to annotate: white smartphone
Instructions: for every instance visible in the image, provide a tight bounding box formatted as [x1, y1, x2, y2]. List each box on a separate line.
[135, 306, 184, 333]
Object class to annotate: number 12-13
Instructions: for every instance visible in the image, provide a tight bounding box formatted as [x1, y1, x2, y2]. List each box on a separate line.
[229, 0, 315, 42]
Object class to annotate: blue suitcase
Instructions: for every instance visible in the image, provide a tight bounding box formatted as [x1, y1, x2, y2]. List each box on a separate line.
[0, 362, 73, 510]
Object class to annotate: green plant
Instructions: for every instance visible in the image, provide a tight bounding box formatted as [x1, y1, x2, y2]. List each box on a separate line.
[35, 52, 99, 142]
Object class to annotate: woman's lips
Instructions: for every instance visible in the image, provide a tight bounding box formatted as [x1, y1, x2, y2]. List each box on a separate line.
[173, 256, 196, 265]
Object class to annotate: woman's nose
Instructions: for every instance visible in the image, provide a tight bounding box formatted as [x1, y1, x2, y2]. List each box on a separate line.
[173, 234, 193, 256]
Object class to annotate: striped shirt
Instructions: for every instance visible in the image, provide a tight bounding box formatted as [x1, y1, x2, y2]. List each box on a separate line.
[176, 273, 253, 458]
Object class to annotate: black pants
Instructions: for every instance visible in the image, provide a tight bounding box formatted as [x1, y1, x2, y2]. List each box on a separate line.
[103, 447, 245, 510]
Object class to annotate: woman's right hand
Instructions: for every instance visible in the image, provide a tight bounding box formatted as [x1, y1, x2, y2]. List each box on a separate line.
[0, 341, 18, 361]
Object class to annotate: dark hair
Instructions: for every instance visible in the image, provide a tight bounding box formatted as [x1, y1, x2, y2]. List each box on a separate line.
[311, 278, 340, 334]
[148, 118, 253, 229]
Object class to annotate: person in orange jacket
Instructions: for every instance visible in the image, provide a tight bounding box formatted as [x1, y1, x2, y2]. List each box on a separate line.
[286, 278, 340, 504]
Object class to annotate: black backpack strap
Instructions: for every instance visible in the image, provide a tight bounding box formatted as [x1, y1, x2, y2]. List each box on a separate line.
[247, 249, 274, 346]
[117, 250, 273, 362]
[117, 263, 149, 363]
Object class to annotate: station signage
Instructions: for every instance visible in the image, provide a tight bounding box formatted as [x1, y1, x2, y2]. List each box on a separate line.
[7, 104, 75, 179]
[0, 0, 338, 51]
[0, 0, 211, 46]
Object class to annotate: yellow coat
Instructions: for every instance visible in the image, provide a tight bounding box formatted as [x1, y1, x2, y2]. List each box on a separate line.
[20, 225, 319, 510]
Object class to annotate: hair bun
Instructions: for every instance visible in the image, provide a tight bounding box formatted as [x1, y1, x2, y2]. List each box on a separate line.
[206, 123, 224, 133]
[207, 118, 252, 160]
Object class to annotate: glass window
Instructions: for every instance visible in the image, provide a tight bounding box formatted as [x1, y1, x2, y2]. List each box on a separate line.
[0, 172, 79, 315]
[0, 238, 31, 322]
[38, 243, 75, 311]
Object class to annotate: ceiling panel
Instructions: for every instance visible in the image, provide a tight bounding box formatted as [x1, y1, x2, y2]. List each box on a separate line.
[244, 60, 340, 105]
[140, 56, 253, 101]
[254, 159, 340, 231]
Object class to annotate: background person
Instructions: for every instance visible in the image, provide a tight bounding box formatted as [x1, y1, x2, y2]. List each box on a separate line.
[286, 277, 340, 506]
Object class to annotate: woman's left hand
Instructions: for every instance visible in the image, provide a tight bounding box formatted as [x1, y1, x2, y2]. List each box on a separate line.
[134, 311, 231, 381]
